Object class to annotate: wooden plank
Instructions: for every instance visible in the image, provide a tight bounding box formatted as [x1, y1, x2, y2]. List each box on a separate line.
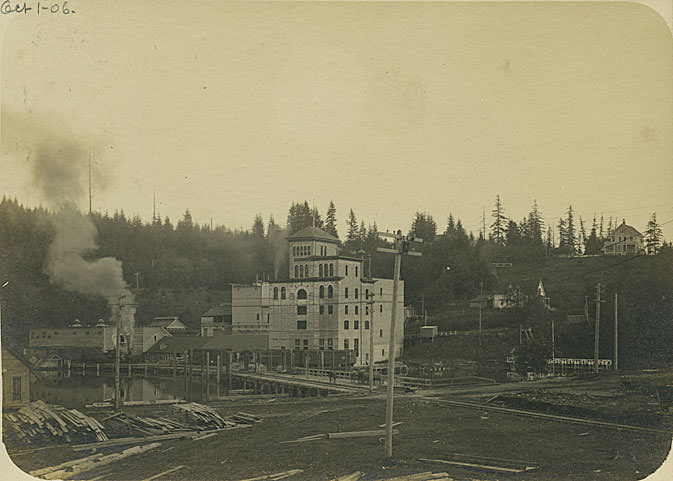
[139, 465, 185, 481]
[419, 458, 524, 474]
[238, 469, 303, 481]
[327, 429, 398, 439]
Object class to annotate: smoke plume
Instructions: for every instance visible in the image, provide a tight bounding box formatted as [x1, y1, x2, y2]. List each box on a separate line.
[45, 204, 131, 300]
[7, 111, 132, 301]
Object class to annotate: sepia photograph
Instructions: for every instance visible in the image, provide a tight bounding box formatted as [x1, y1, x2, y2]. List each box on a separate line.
[1, 1, 672, 480]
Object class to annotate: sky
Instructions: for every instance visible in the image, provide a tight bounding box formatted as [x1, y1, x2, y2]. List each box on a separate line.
[1, 1, 672, 241]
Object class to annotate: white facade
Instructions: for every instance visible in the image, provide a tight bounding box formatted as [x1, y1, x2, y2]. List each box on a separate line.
[231, 227, 404, 365]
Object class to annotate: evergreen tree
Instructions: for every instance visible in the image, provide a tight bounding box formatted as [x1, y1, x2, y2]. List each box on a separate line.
[579, 216, 587, 255]
[525, 200, 544, 246]
[490, 195, 507, 245]
[325, 201, 338, 238]
[564, 206, 577, 255]
[505, 219, 521, 247]
[644, 212, 663, 254]
[446, 214, 455, 236]
[343, 209, 360, 253]
[410, 212, 436, 242]
[286, 201, 313, 234]
[252, 214, 265, 239]
[599, 213, 605, 239]
[557, 218, 568, 251]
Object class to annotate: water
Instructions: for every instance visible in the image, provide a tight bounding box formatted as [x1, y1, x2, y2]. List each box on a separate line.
[30, 374, 216, 408]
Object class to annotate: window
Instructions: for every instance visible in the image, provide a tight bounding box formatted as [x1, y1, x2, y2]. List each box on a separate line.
[319, 285, 325, 298]
[355, 306, 359, 315]
[328, 338, 333, 350]
[354, 320, 359, 330]
[297, 320, 307, 330]
[256, 313, 260, 321]
[329, 263, 334, 276]
[355, 266, 359, 277]
[320, 305, 325, 315]
[345, 265, 349, 276]
[365, 289, 369, 299]
[297, 289, 307, 300]
[273, 287, 279, 299]
[281, 287, 286, 299]
[355, 288, 359, 299]
[319, 338, 325, 350]
[297, 305, 307, 315]
[328, 305, 333, 315]
[303, 339, 309, 350]
[12, 376, 22, 401]
[380, 287, 383, 295]
[380, 329, 383, 337]
[365, 306, 369, 315]
[380, 304, 383, 313]
[354, 338, 359, 355]
[382, 348, 385, 357]
[294, 265, 299, 278]
[308, 246, 311, 255]
[295, 339, 301, 348]
[345, 288, 349, 298]
[299, 265, 304, 278]
[345, 305, 349, 314]
[344, 320, 349, 329]
[364, 320, 369, 330]
[328, 285, 333, 298]
[267, 314, 270, 322]
[319, 264, 323, 277]
[305, 264, 310, 277]
[344, 339, 349, 349]
[324, 263, 328, 275]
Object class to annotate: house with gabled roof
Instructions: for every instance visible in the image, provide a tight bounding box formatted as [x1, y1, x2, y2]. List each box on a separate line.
[148, 316, 187, 332]
[2, 347, 32, 407]
[602, 220, 644, 255]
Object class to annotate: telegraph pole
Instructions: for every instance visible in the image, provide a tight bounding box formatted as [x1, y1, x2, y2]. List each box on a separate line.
[368, 293, 376, 394]
[377, 230, 422, 459]
[551, 320, 555, 376]
[614, 292, 618, 371]
[114, 295, 126, 410]
[594, 283, 601, 373]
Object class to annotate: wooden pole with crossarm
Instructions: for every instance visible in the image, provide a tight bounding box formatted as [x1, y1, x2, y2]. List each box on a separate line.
[377, 230, 422, 458]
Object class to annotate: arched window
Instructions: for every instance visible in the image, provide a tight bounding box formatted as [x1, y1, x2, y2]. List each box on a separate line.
[299, 265, 304, 278]
[305, 264, 309, 277]
[308, 246, 311, 255]
[324, 263, 328, 276]
[365, 289, 369, 299]
[294, 265, 299, 278]
[273, 287, 279, 300]
[319, 264, 323, 277]
[292, 246, 296, 256]
[329, 263, 334, 276]
[319, 285, 325, 298]
[297, 289, 307, 300]
[281, 287, 286, 299]
[328, 285, 333, 298]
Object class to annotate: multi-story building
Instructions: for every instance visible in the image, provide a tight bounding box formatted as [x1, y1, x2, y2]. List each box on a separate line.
[231, 226, 404, 365]
[602, 221, 644, 255]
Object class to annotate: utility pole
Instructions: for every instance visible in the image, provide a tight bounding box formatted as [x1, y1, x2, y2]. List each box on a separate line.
[368, 293, 376, 394]
[551, 320, 555, 376]
[594, 283, 601, 373]
[377, 230, 422, 459]
[614, 292, 618, 371]
[134, 272, 141, 290]
[478, 281, 484, 351]
[88, 138, 93, 216]
[114, 295, 125, 411]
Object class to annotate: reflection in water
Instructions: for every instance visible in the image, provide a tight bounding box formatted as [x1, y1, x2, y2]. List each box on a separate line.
[30, 374, 212, 408]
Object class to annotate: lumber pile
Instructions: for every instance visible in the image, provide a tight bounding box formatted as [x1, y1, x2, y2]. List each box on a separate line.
[105, 412, 194, 436]
[171, 402, 237, 429]
[3, 401, 107, 444]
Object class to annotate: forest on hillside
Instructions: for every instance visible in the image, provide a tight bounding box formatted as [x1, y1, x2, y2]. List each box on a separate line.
[1, 196, 671, 368]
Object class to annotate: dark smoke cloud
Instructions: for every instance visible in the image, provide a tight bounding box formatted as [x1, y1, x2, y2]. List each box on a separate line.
[3, 110, 131, 301]
[31, 140, 87, 207]
[46, 204, 131, 299]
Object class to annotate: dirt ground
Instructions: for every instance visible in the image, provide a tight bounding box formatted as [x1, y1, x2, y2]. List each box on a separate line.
[6, 386, 672, 481]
